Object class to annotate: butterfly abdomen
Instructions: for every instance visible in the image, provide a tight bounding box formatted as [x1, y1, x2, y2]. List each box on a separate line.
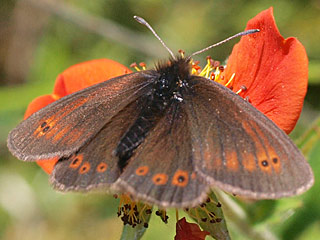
[115, 57, 192, 170]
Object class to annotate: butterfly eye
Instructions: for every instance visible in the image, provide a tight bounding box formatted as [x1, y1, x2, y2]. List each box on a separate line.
[172, 170, 189, 187]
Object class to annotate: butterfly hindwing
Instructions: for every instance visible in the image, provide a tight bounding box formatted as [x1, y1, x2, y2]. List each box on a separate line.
[184, 76, 314, 199]
[115, 103, 210, 208]
[51, 98, 143, 191]
[7, 71, 154, 161]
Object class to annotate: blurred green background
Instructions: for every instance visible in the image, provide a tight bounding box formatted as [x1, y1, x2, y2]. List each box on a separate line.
[1, 0, 320, 239]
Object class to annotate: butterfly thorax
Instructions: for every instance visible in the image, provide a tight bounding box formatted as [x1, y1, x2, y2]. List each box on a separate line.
[115, 57, 192, 170]
[152, 56, 191, 107]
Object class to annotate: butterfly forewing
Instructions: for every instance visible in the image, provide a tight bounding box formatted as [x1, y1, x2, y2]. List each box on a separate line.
[185, 76, 314, 199]
[115, 103, 209, 208]
[7, 71, 154, 161]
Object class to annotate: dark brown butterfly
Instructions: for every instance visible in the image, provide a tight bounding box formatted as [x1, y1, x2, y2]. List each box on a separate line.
[7, 16, 314, 208]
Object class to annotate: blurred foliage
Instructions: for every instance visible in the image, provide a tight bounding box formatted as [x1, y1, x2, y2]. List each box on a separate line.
[0, 0, 319, 240]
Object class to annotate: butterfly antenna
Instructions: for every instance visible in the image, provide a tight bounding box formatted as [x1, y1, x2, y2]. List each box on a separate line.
[134, 16, 176, 60]
[187, 29, 260, 60]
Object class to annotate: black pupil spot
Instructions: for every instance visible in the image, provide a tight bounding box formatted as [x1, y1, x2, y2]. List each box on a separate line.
[273, 158, 278, 164]
[178, 175, 185, 182]
[156, 177, 161, 182]
[41, 122, 47, 128]
[72, 158, 79, 165]
[82, 166, 87, 170]
[100, 165, 105, 169]
[42, 126, 50, 132]
[261, 160, 268, 167]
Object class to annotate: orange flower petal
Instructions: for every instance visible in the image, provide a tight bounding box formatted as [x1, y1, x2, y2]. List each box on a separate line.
[36, 158, 59, 174]
[175, 217, 210, 240]
[53, 59, 132, 97]
[223, 7, 308, 133]
[24, 95, 56, 119]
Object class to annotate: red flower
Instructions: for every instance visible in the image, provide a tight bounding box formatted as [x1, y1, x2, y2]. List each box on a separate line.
[221, 7, 308, 134]
[24, 59, 131, 174]
[175, 217, 210, 240]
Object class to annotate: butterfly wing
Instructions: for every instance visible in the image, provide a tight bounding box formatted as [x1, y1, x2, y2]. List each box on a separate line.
[50, 98, 143, 191]
[184, 76, 314, 199]
[115, 103, 210, 208]
[7, 71, 154, 161]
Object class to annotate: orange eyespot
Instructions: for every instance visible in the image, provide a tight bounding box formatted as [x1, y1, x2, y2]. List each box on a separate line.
[270, 155, 281, 173]
[152, 174, 168, 185]
[259, 159, 271, 174]
[135, 166, 149, 176]
[172, 170, 189, 187]
[96, 162, 108, 173]
[79, 162, 91, 174]
[69, 154, 83, 169]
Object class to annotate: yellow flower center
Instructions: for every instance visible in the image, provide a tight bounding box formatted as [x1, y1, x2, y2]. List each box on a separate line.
[131, 56, 237, 93]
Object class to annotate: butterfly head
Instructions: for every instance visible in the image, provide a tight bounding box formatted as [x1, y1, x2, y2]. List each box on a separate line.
[153, 56, 192, 104]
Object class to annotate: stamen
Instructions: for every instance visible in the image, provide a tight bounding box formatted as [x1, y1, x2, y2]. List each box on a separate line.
[139, 62, 147, 70]
[225, 73, 235, 87]
[236, 85, 247, 94]
[235, 89, 242, 94]
[176, 209, 179, 221]
[213, 66, 222, 82]
[117, 194, 151, 228]
[210, 72, 215, 81]
[198, 56, 214, 78]
[130, 62, 141, 72]
[219, 65, 224, 72]
[178, 49, 185, 58]
[155, 209, 169, 223]
[191, 61, 202, 75]
[184, 195, 222, 224]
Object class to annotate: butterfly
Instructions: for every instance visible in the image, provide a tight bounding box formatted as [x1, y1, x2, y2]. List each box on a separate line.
[7, 16, 314, 208]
